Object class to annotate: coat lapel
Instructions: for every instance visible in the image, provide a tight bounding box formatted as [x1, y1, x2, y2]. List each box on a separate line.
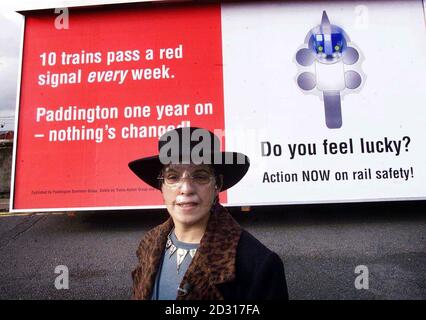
[177, 204, 242, 300]
[131, 218, 173, 300]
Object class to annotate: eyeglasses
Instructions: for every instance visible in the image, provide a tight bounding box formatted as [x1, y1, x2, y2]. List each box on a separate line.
[158, 171, 214, 187]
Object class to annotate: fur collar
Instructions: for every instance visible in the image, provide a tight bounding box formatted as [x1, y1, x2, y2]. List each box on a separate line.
[132, 203, 242, 300]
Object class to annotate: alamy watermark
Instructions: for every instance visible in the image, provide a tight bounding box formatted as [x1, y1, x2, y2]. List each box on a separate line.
[353, 5, 369, 30]
[54, 265, 69, 290]
[55, 8, 69, 30]
[354, 265, 369, 290]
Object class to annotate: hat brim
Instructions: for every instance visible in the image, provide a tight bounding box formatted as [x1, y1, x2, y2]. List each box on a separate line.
[128, 152, 250, 191]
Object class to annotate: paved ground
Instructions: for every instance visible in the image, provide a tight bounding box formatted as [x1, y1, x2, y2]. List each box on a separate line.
[0, 200, 425, 300]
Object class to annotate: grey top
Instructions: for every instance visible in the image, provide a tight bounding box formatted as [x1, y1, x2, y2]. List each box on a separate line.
[151, 229, 199, 300]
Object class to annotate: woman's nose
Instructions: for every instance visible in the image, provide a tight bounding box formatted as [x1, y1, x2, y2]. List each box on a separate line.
[178, 175, 196, 193]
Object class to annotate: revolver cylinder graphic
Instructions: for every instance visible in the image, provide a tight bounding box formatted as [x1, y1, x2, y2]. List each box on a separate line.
[295, 11, 365, 129]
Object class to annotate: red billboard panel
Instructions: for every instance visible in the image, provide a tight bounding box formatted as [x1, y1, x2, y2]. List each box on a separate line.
[14, 3, 225, 210]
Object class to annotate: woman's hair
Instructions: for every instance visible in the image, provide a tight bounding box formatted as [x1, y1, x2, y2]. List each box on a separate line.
[214, 173, 223, 204]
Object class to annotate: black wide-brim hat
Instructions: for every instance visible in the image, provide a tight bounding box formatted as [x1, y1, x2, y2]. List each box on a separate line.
[128, 127, 250, 191]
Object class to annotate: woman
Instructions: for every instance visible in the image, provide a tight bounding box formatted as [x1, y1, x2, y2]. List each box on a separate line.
[129, 127, 288, 300]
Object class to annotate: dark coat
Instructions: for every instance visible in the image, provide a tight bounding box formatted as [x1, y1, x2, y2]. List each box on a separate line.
[131, 204, 288, 300]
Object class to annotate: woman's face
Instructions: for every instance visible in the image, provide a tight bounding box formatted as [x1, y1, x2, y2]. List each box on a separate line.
[160, 164, 220, 229]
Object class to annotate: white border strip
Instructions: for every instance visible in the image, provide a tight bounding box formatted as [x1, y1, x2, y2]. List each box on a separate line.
[14, 0, 189, 12]
[9, 196, 426, 213]
[9, 15, 26, 213]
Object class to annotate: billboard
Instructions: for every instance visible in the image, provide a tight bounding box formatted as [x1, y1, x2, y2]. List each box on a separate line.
[11, 0, 426, 211]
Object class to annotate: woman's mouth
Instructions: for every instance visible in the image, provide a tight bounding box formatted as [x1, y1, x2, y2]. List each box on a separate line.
[176, 202, 198, 209]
